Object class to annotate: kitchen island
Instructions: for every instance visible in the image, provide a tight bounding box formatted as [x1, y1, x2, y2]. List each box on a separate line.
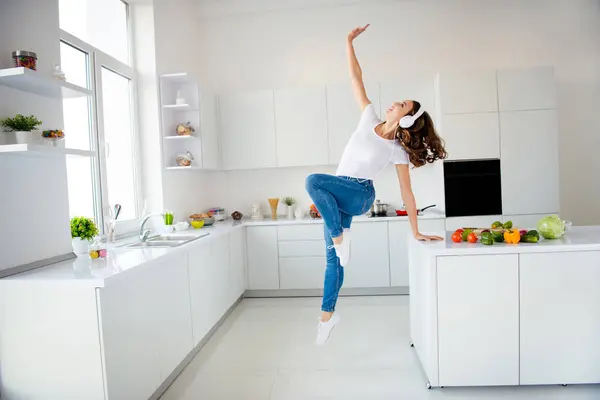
[408, 226, 600, 389]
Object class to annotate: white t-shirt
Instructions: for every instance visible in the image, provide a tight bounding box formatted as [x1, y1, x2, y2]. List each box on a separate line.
[336, 104, 409, 180]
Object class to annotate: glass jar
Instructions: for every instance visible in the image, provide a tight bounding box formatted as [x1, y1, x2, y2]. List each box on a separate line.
[175, 151, 194, 167]
[12, 50, 37, 70]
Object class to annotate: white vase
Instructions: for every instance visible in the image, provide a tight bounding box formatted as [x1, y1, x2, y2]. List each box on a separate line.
[287, 205, 295, 220]
[5, 130, 40, 145]
[294, 207, 305, 220]
[72, 237, 90, 255]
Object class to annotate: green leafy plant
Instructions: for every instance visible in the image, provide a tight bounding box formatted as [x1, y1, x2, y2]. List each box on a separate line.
[0, 114, 42, 132]
[282, 196, 296, 206]
[70, 216, 99, 241]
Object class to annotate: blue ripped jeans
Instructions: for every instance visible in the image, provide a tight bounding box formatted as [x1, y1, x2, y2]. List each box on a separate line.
[305, 174, 376, 312]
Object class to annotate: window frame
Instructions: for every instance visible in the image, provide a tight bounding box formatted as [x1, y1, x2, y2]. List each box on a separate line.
[60, 1, 143, 236]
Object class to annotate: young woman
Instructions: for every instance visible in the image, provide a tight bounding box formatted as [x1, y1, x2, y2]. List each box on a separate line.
[306, 24, 448, 345]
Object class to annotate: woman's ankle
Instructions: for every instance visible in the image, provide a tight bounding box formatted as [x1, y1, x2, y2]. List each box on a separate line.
[332, 233, 343, 245]
[321, 311, 334, 322]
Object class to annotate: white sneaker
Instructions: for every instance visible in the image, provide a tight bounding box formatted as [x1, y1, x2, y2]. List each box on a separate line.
[315, 314, 340, 346]
[333, 229, 351, 266]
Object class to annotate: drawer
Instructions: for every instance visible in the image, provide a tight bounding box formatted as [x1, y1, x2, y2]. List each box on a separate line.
[279, 257, 326, 289]
[278, 241, 325, 257]
[278, 224, 324, 241]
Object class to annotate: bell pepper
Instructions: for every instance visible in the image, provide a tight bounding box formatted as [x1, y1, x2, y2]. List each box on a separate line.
[491, 221, 503, 229]
[492, 232, 505, 243]
[504, 229, 521, 244]
[481, 231, 494, 245]
[503, 220, 513, 229]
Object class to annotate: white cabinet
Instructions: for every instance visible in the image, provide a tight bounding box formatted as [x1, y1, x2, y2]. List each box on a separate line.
[187, 240, 213, 346]
[274, 87, 329, 167]
[246, 226, 279, 289]
[497, 67, 556, 111]
[344, 222, 390, 288]
[519, 252, 600, 385]
[229, 227, 247, 302]
[445, 215, 502, 231]
[380, 77, 436, 121]
[279, 257, 325, 289]
[437, 254, 519, 386]
[100, 252, 193, 399]
[220, 90, 277, 170]
[326, 83, 380, 165]
[199, 91, 220, 169]
[441, 113, 499, 160]
[211, 233, 231, 320]
[389, 219, 445, 287]
[436, 70, 498, 114]
[500, 110, 559, 215]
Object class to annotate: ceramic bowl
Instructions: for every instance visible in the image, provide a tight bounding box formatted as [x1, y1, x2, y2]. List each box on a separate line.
[190, 220, 205, 229]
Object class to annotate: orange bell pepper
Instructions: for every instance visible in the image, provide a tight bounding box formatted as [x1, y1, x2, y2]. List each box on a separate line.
[504, 229, 521, 244]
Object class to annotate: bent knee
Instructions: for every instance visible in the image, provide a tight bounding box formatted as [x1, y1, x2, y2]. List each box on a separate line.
[305, 173, 324, 191]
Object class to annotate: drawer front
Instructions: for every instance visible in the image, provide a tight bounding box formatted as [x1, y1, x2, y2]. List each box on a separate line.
[278, 241, 325, 257]
[279, 257, 326, 289]
[278, 224, 324, 241]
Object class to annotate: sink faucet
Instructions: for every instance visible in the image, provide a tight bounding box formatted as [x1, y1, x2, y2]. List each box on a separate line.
[139, 213, 162, 242]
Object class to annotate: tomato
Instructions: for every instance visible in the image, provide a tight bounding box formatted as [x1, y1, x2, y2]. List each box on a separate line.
[467, 232, 478, 243]
[455, 229, 464, 235]
[451, 232, 462, 243]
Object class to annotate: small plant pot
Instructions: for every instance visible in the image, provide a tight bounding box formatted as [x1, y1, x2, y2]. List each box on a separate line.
[72, 237, 90, 255]
[5, 131, 41, 145]
[287, 205, 295, 220]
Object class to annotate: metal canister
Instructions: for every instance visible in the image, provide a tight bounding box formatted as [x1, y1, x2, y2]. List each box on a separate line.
[12, 50, 37, 70]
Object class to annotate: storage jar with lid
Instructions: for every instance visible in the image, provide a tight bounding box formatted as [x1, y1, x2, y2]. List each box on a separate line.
[12, 50, 37, 70]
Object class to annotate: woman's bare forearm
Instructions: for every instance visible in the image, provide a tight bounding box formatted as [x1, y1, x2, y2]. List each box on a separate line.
[402, 189, 419, 236]
[347, 40, 363, 83]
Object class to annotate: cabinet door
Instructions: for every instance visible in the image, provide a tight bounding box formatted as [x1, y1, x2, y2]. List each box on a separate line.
[155, 252, 194, 381]
[498, 67, 556, 111]
[188, 240, 213, 346]
[219, 90, 277, 170]
[212, 233, 231, 320]
[279, 257, 325, 289]
[389, 219, 445, 287]
[436, 70, 498, 114]
[246, 226, 279, 290]
[344, 222, 390, 288]
[500, 110, 559, 215]
[437, 254, 519, 387]
[274, 87, 329, 167]
[229, 227, 247, 301]
[520, 252, 600, 385]
[380, 76, 436, 121]
[200, 90, 220, 169]
[441, 113, 499, 160]
[326, 83, 380, 165]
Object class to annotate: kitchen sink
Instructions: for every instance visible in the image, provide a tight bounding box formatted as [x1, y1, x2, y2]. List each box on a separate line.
[123, 233, 210, 249]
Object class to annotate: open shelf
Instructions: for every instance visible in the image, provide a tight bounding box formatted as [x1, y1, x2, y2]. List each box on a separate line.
[165, 165, 202, 171]
[163, 135, 198, 140]
[0, 67, 92, 98]
[0, 144, 95, 157]
[160, 73, 193, 84]
[162, 104, 197, 111]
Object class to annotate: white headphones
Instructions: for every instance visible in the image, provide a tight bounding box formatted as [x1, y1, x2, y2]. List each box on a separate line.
[399, 106, 426, 129]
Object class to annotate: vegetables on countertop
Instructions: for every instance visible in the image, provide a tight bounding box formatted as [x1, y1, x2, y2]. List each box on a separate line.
[521, 229, 540, 243]
[480, 231, 494, 245]
[504, 229, 521, 244]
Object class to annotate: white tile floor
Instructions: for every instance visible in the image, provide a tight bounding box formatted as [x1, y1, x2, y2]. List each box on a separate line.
[160, 296, 600, 400]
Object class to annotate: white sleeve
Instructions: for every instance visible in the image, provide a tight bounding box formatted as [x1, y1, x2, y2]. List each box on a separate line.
[391, 146, 409, 165]
[359, 103, 381, 126]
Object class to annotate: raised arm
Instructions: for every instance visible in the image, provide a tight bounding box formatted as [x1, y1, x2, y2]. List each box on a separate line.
[396, 164, 443, 241]
[347, 25, 371, 111]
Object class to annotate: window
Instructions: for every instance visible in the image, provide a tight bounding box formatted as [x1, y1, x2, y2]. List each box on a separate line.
[60, 1, 141, 235]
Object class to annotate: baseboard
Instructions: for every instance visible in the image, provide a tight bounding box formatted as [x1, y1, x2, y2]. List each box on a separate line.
[244, 286, 409, 298]
[149, 295, 244, 400]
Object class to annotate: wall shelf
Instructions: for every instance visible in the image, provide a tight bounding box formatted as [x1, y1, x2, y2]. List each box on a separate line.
[162, 104, 197, 111]
[160, 73, 192, 84]
[0, 144, 95, 157]
[165, 165, 202, 171]
[163, 135, 198, 141]
[0, 67, 92, 99]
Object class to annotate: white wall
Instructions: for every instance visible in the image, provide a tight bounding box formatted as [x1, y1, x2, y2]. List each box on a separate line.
[188, 0, 600, 224]
[0, 0, 73, 271]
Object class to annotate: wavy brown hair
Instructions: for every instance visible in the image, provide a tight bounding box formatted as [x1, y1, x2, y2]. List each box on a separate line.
[395, 101, 447, 167]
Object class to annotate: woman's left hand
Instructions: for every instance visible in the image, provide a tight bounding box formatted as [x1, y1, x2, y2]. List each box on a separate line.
[414, 232, 444, 241]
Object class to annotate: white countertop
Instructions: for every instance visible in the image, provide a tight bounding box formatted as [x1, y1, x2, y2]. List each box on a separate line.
[1, 212, 446, 287]
[414, 226, 600, 256]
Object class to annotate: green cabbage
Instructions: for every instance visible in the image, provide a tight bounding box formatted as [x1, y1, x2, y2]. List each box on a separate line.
[537, 215, 565, 239]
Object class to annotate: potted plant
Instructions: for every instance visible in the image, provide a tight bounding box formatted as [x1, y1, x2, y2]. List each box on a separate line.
[282, 196, 297, 220]
[0, 114, 42, 145]
[70, 216, 99, 255]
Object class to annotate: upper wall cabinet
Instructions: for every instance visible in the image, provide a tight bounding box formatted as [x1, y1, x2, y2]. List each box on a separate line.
[436, 70, 498, 114]
[497, 67, 556, 112]
[442, 113, 500, 160]
[199, 91, 220, 170]
[380, 77, 436, 121]
[219, 90, 277, 170]
[326, 83, 380, 165]
[274, 87, 329, 168]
